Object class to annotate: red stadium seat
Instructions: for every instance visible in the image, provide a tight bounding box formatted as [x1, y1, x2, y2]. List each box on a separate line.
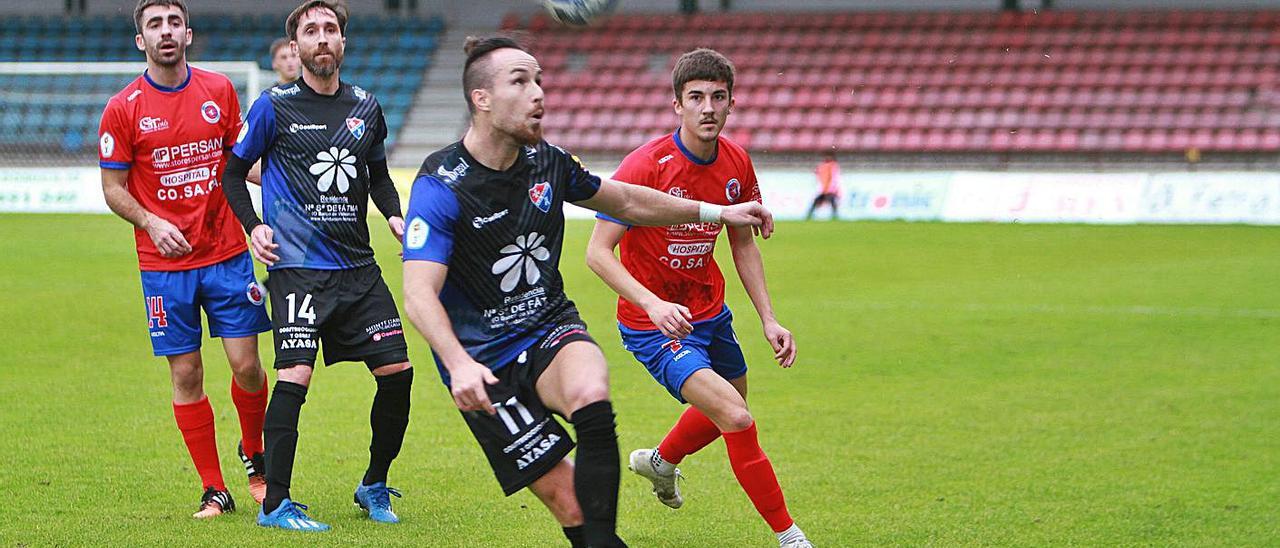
[508, 9, 1280, 154]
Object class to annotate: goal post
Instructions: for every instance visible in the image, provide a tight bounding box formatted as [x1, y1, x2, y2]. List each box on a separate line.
[0, 61, 268, 167]
[0, 61, 269, 213]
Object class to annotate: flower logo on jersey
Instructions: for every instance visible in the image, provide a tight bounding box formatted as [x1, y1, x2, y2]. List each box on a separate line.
[99, 132, 115, 157]
[492, 231, 550, 293]
[346, 117, 366, 140]
[309, 147, 357, 193]
[200, 100, 221, 124]
[246, 281, 265, 306]
[725, 178, 741, 202]
[529, 182, 552, 213]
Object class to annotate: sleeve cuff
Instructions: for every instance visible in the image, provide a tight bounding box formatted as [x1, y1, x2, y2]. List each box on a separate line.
[99, 161, 130, 170]
[595, 212, 630, 227]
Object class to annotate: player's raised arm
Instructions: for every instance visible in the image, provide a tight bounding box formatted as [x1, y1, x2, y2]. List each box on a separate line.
[576, 178, 775, 239]
[586, 219, 693, 339]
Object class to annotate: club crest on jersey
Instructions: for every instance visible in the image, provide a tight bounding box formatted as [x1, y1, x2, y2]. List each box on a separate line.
[346, 117, 366, 140]
[725, 178, 741, 202]
[200, 100, 221, 124]
[246, 281, 265, 306]
[529, 182, 552, 213]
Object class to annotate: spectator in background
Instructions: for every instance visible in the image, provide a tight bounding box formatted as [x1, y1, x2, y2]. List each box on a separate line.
[806, 152, 840, 221]
[269, 37, 300, 84]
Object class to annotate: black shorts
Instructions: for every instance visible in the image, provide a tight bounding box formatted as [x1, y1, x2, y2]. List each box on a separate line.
[461, 315, 596, 496]
[266, 264, 409, 370]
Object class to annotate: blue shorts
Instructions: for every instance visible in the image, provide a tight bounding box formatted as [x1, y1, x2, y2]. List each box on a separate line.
[619, 305, 748, 403]
[140, 251, 272, 356]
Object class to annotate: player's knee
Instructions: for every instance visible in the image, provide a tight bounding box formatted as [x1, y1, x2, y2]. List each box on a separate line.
[228, 354, 262, 377]
[568, 386, 610, 416]
[276, 364, 313, 386]
[720, 407, 754, 432]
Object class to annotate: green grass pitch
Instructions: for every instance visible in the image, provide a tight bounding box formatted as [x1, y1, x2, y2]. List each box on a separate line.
[0, 214, 1277, 546]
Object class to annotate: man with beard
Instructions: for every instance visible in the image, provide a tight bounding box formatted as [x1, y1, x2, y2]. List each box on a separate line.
[98, 0, 272, 519]
[221, 0, 412, 532]
[400, 36, 775, 547]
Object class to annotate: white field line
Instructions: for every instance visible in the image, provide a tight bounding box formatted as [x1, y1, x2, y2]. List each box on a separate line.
[841, 302, 1280, 320]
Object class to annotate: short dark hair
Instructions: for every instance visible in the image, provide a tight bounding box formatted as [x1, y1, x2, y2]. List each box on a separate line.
[672, 48, 735, 99]
[286, 0, 347, 41]
[270, 37, 290, 56]
[462, 35, 529, 115]
[133, 0, 188, 34]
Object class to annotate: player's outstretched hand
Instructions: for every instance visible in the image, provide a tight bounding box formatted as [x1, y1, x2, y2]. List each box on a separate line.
[145, 214, 192, 258]
[646, 299, 694, 340]
[250, 224, 280, 266]
[450, 359, 499, 415]
[720, 201, 774, 239]
[763, 319, 796, 368]
[387, 216, 405, 243]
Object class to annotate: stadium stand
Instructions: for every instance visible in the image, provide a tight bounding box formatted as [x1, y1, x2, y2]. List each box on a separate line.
[0, 14, 442, 160]
[503, 10, 1280, 156]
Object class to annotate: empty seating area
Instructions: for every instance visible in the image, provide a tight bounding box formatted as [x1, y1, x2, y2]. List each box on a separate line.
[505, 10, 1280, 155]
[0, 14, 441, 158]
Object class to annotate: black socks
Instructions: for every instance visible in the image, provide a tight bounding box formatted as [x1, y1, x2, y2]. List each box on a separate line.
[563, 525, 587, 547]
[570, 400, 625, 547]
[363, 368, 413, 486]
[262, 380, 307, 514]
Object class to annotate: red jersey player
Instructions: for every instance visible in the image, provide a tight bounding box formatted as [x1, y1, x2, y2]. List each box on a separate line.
[586, 49, 811, 547]
[98, 0, 271, 518]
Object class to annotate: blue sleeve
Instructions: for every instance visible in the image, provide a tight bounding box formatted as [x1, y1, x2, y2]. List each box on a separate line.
[595, 212, 630, 227]
[231, 92, 275, 163]
[561, 148, 601, 202]
[402, 175, 459, 264]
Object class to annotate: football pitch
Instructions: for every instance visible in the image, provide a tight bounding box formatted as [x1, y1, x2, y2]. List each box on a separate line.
[0, 214, 1276, 546]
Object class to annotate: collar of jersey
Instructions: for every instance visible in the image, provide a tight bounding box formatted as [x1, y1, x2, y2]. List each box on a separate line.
[672, 128, 718, 166]
[296, 77, 344, 99]
[143, 65, 192, 93]
[457, 140, 529, 175]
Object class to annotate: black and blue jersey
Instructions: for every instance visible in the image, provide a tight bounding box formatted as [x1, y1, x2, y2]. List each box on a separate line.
[403, 141, 601, 381]
[232, 79, 388, 271]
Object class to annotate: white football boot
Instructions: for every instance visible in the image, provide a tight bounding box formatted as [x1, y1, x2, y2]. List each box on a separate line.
[628, 448, 683, 509]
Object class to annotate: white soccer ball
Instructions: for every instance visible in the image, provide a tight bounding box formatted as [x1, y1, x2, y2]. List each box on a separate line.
[542, 0, 620, 27]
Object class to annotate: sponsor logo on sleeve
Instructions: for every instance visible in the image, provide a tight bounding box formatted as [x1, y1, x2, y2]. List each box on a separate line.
[436, 157, 469, 182]
[406, 217, 429, 250]
[200, 100, 221, 124]
[99, 132, 115, 157]
[236, 122, 249, 144]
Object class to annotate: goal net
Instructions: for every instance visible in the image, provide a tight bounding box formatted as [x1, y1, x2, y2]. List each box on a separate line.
[0, 61, 266, 167]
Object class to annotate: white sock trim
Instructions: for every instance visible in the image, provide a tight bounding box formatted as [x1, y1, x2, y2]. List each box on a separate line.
[776, 523, 805, 544]
[650, 448, 676, 475]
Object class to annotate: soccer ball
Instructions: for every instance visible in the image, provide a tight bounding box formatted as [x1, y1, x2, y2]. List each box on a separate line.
[542, 0, 620, 27]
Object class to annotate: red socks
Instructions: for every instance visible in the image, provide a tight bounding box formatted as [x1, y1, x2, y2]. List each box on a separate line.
[172, 396, 226, 491]
[230, 378, 268, 456]
[723, 422, 793, 533]
[656, 406, 721, 464]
